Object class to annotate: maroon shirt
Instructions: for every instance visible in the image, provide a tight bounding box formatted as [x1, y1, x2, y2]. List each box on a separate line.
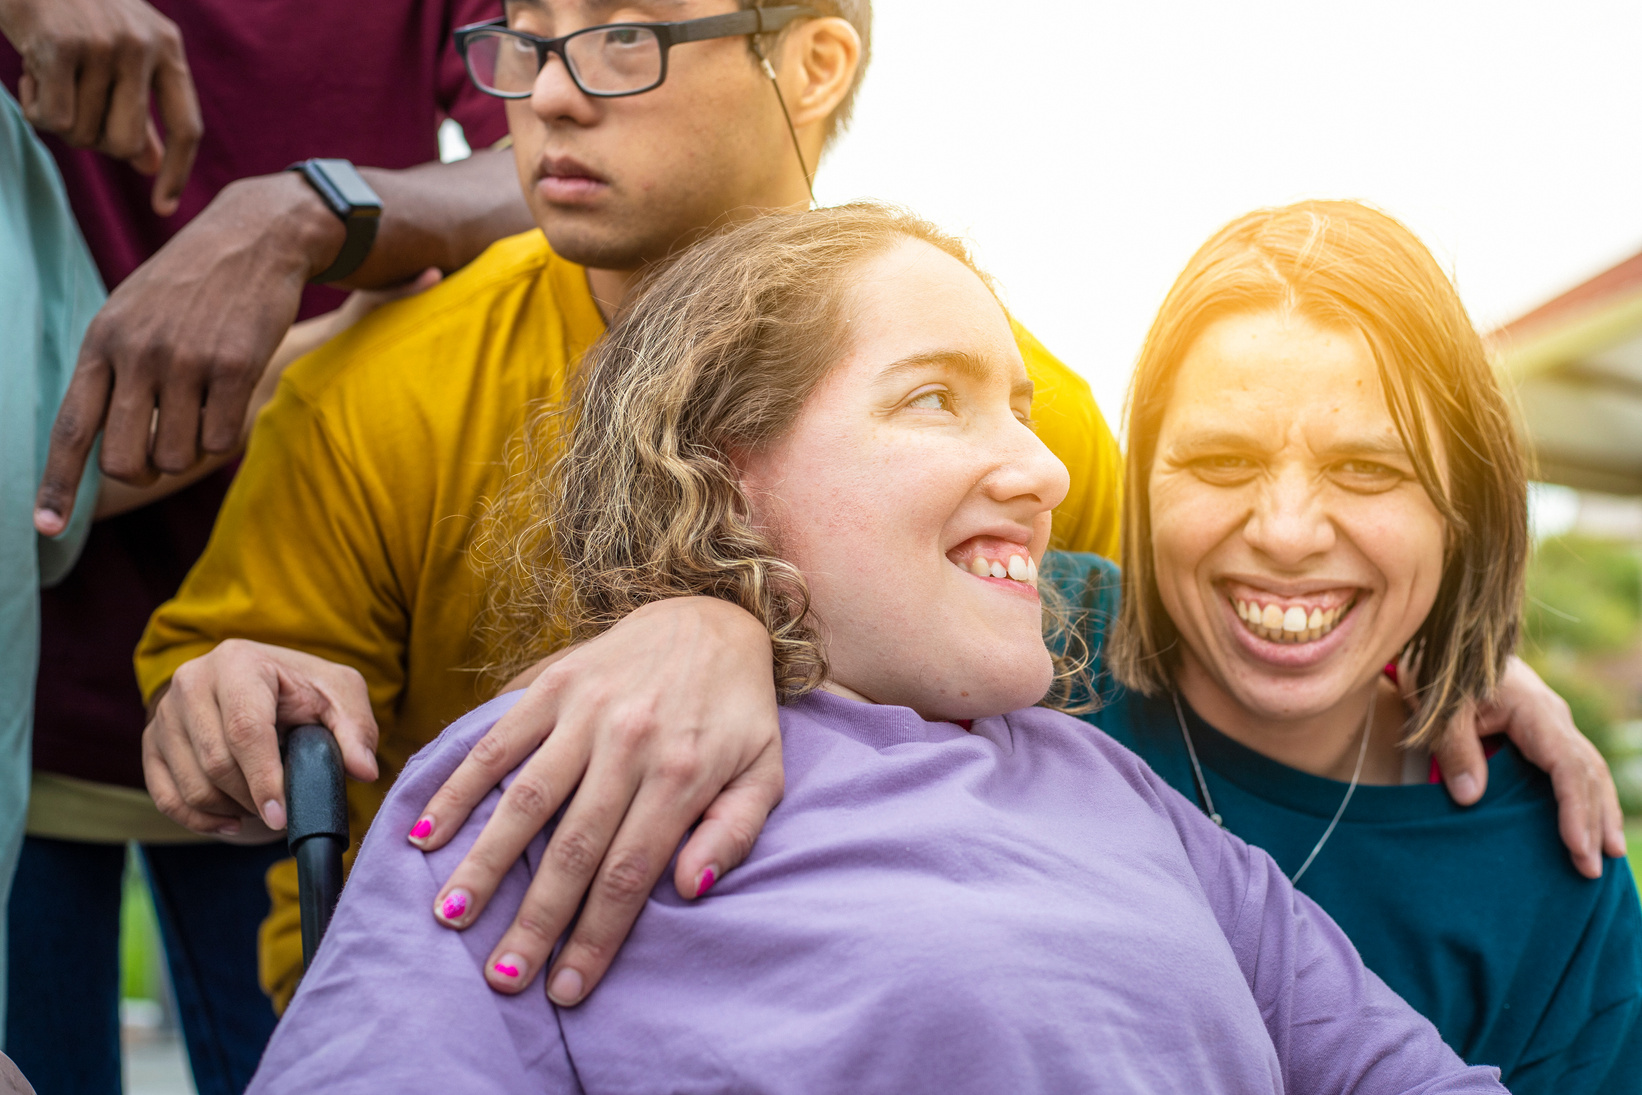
[3, 0, 508, 788]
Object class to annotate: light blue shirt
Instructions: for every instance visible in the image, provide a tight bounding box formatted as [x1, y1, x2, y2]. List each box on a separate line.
[0, 87, 103, 1032]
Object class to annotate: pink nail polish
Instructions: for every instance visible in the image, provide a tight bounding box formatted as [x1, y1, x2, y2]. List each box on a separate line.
[695, 866, 718, 898]
[494, 961, 520, 979]
[409, 817, 433, 841]
[440, 891, 469, 922]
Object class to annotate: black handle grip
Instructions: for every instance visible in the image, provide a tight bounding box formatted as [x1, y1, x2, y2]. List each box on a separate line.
[283, 724, 349, 969]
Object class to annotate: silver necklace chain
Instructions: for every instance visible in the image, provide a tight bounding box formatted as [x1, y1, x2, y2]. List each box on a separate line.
[1171, 689, 1375, 885]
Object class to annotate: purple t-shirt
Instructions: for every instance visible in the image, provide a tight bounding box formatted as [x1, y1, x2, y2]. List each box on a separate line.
[250, 691, 1504, 1094]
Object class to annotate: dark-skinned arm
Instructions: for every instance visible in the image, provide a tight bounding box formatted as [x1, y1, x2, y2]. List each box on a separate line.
[34, 147, 533, 532]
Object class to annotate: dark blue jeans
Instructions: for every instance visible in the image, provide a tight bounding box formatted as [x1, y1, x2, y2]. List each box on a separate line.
[5, 836, 285, 1095]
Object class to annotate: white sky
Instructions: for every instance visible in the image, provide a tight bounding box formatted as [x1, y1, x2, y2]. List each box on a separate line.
[815, 0, 1642, 439]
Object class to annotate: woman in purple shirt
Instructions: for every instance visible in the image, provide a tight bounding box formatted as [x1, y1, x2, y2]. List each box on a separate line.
[248, 204, 1502, 1094]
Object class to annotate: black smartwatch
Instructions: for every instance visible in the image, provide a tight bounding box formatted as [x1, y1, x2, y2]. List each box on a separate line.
[287, 158, 383, 284]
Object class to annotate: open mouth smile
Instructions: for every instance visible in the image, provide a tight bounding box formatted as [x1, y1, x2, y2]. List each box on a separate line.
[947, 537, 1039, 591]
[1226, 586, 1359, 645]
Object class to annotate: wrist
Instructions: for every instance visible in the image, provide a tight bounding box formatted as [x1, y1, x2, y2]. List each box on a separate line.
[636, 595, 774, 650]
[225, 173, 348, 283]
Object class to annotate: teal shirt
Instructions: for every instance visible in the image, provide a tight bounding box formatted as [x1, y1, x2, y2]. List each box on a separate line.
[1044, 551, 1642, 1094]
[0, 88, 103, 1027]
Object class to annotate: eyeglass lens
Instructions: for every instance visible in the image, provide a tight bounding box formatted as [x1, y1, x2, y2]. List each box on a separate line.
[465, 27, 664, 96]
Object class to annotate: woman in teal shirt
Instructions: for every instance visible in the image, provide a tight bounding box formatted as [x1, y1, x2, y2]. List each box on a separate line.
[1051, 199, 1641, 1093]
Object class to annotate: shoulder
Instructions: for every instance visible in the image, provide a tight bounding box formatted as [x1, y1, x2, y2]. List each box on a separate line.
[1006, 703, 1188, 814]
[1008, 704, 1268, 916]
[253, 230, 601, 498]
[396, 690, 529, 793]
[280, 230, 599, 409]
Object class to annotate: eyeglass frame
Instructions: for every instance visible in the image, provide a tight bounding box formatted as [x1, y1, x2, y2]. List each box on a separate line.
[453, 5, 819, 100]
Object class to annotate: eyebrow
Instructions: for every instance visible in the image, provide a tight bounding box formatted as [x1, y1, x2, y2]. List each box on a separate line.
[878, 350, 1034, 401]
[1170, 427, 1410, 458]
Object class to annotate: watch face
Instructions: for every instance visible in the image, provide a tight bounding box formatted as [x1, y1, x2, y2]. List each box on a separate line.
[311, 158, 383, 213]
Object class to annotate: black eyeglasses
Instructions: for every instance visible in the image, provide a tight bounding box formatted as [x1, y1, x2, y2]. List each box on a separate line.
[454, 6, 816, 99]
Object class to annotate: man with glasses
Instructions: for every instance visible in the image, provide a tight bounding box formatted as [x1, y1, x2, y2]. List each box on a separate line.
[133, 0, 1126, 1014]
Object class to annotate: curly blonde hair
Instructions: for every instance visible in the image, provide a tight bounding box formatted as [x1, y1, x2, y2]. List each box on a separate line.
[477, 202, 1091, 707]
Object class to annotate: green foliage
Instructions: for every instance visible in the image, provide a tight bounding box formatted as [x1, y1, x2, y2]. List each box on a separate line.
[1528, 659, 1618, 743]
[1630, 818, 1642, 894]
[1525, 535, 1642, 655]
[120, 849, 164, 1001]
[1524, 534, 1642, 816]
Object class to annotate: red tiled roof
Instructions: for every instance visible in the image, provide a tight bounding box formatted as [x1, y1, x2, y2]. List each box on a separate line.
[1493, 247, 1642, 341]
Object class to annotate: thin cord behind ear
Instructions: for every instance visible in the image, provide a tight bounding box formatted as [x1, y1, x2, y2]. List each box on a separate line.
[751, 37, 816, 207]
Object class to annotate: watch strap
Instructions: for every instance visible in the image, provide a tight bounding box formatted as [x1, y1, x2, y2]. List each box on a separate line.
[288, 159, 383, 284]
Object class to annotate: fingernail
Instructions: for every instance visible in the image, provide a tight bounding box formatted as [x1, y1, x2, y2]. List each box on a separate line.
[215, 819, 241, 837]
[1451, 773, 1478, 802]
[694, 865, 719, 898]
[491, 953, 525, 981]
[262, 800, 287, 830]
[439, 889, 470, 924]
[34, 508, 64, 535]
[408, 816, 434, 843]
[547, 967, 584, 1006]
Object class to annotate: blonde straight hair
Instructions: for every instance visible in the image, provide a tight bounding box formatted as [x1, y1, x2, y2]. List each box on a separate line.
[1111, 200, 1528, 748]
[476, 202, 1090, 707]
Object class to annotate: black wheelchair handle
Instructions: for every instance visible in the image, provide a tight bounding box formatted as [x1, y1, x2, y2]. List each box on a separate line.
[282, 723, 349, 970]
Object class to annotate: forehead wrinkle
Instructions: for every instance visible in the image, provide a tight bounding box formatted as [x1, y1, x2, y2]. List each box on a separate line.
[1168, 421, 1411, 463]
[1310, 433, 1411, 459]
[1167, 426, 1273, 454]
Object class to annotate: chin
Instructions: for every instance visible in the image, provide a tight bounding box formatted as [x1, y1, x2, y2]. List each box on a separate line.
[540, 205, 713, 273]
[932, 649, 1056, 720]
[1222, 666, 1363, 723]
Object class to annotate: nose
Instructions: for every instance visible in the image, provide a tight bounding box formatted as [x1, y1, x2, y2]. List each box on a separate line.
[982, 418, 1071, 518]
[1243, 463, 1335, 566]
[529, 48, 599, 124]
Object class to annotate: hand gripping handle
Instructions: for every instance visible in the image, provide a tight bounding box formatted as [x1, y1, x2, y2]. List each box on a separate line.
[282, 724, 349, 969]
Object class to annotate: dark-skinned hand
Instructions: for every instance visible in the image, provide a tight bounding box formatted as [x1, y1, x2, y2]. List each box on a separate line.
[32, 173, 343, 536]
[0, 0, 201, 213]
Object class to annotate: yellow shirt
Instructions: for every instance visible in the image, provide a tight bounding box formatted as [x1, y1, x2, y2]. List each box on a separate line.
[134, 229, 1125, 1010]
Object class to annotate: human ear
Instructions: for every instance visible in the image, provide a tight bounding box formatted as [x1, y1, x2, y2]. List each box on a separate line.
[776, 17, 860, 135]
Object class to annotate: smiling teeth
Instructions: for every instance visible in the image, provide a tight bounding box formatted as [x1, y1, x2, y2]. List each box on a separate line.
[1234, 597, 1351, 644]
[966, 554, 1038, 587]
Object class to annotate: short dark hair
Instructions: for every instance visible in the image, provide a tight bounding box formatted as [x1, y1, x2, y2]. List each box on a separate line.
[751, 0, 872, 146]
